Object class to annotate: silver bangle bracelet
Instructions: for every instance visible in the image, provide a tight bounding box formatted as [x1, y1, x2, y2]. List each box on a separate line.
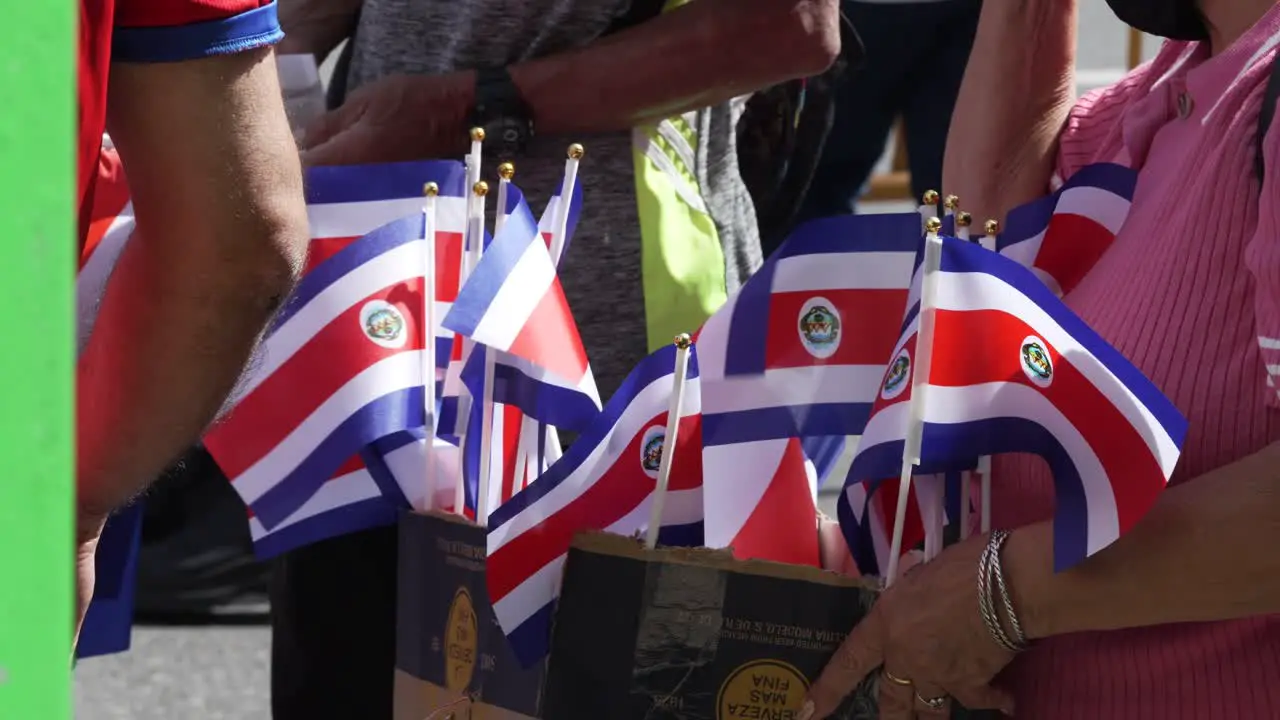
[976, 530, 1028, 653]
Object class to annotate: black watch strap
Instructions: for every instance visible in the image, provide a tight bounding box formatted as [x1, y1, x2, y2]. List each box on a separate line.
[472, 67, 534, 154]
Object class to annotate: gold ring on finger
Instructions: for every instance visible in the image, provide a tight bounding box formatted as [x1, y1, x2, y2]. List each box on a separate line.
[883, 670, 913, 686]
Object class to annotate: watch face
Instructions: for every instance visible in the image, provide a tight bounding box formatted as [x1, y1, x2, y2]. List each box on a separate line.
[490, 117, 530, 154]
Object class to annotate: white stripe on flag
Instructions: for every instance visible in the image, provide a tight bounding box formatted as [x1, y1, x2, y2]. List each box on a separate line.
[935, 271, 1181, 472]
[701, 365, 884, 415]
[469, 240, 556, 349]
[771, 251, 917, 294]
[232, 350, 425, 504]
[308, 196, 467, 238]
[701, 438, 791, 554]
[235, 240, 425, 402]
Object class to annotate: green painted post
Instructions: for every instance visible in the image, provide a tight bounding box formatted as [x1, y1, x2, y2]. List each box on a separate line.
[0, 1, 76, 718]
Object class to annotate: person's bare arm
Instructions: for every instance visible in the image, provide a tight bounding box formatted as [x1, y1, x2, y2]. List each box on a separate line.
[78, 47, 308, 520]
[941, 0, 1077, 223]
[1007, 441, 1280, 638]
[277, 0, 363, 58]
[508, 0, 840, 135]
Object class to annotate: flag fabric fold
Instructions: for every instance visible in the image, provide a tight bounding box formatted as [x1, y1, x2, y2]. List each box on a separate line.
[697, 213, 921, 564]
[485, 343, 703, 667]
[206, 212, 437, 529]
[844, 236, 1186, 570]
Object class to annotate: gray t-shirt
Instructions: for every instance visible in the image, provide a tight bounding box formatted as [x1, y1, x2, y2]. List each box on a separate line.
[340, 0, 761, 398]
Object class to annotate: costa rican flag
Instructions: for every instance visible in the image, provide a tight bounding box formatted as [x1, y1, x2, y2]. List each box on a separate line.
[486, 343, 703, 667]
[456, 186, 602, 431]
[697, 213, 920, 565]
[442, 185, 600, 414]
[204, 209, 453, 529]
[995, 162, 1137, 297]
[846, 235, 1186, 570]
[305, 162, 467, 395]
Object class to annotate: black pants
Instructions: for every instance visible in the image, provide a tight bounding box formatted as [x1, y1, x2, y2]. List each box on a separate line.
[270, 524, 400, 719]
[797, 0, 983, 222]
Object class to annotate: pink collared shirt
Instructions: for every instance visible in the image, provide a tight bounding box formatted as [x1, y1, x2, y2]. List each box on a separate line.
[992, 8, 1280, 718]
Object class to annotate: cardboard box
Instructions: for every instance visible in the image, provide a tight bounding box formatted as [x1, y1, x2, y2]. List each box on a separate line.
[394, 510, 546, 720]
[541, 532, 993, 720]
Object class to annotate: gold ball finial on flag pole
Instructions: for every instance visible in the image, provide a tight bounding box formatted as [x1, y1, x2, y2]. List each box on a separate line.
[497, 162, 515, 180]
[922, 190, 940, 206]
[925, 217, 942, 233]
[956, 211, 972, 228]
[423, 182, 439, 198]
[984, 219, 1000, 235]
[673, 333, 692, 350]
[473, 180, 489, 197]
[470, 127, 486, 142]
[567, 143, 585, 160]
[944, 194, 960, 211]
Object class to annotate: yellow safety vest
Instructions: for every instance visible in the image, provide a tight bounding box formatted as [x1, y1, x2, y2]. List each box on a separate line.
[632, 0, 730, 349]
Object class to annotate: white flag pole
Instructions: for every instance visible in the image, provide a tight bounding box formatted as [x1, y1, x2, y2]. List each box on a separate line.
[470, 181, 497, 527]
[886, 217, 944, 585]
[452, 129, 485, 516]
[919, 196, 963, 563]
[645, 334, 693, 550]
[954, 211, 973, 540]
[515, 143, 584, 487]
[421, 183, 440, 511]
[977, 219, 1000, 533]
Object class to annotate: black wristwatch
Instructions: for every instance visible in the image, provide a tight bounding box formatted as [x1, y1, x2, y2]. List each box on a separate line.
[471, 67, 534, 158]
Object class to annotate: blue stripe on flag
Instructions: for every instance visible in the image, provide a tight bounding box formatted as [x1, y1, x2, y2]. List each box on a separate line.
[444, 191, 542, 338]
[772, 213, 923, 258]
[250, 385, 426, 529]
[723, 258, 776, 376]
[702, 403, 873, 447]
[252, 498, 399, 560]
[1063, 162, 1138, 199]
[304, 160, 467, 204]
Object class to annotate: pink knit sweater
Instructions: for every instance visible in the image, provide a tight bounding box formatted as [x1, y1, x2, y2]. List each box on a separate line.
[990, 9, 1280, 719]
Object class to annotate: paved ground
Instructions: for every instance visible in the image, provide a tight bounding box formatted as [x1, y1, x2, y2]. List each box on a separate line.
[75, 626, 270, 720]
[73, 4, 1151, 718]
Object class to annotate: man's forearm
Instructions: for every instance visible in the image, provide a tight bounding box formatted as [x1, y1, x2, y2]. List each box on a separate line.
[79, 49, 308, 518]
[508, 0, 839, 135]
[942, 0, 1077, 223]
[1006, 442, 1280, 639]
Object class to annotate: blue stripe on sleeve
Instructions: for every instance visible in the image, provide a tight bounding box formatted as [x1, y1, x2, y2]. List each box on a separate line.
[113, 2, 283, 64]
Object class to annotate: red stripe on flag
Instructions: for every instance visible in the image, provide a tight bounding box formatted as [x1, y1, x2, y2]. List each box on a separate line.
[1034, 214, 1116, 296]
[206, 278, 426, 478]
[764, 289, 909, 368]
[870, 477, 924, 562]
[507, 282, 589, 384]
[486, 413, 701, 601]
[727, 438, 820, 567]
[83, 149, 131, 265]
[929, 308, 1164, 533]
[499, 404, 523, 504]
[307, 231, 463, 301]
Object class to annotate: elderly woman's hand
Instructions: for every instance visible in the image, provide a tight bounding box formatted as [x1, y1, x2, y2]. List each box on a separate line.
[800, 535, 1018, 720]
[299, 72, 476, 167]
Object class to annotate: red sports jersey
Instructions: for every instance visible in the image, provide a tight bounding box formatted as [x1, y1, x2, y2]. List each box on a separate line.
[77, 0, 281, 248]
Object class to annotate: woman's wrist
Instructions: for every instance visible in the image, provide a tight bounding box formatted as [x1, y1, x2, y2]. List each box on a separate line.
[999, 522, 1076, 640]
